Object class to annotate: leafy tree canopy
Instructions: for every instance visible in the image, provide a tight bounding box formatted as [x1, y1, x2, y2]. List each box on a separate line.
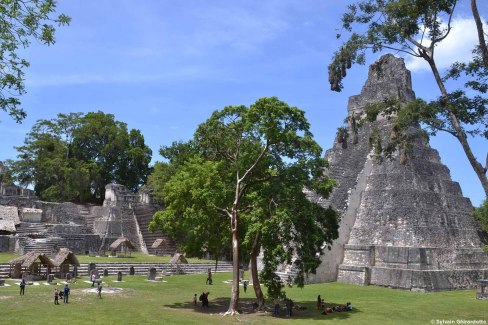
[9, 111, 152, 203]
[149, 97, 338, 313]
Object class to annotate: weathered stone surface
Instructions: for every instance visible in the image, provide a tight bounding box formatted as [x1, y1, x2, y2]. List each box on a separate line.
[307, 54, 488, 291]
[477, 279, 488, 299]
[148, 267, 156, 280]
[0, 182, 176, 255]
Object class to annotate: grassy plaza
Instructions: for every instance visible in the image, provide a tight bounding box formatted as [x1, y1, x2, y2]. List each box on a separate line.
[0, 269, 486, 325]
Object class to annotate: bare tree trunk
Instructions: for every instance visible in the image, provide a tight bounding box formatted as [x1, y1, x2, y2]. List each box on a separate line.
[471, 0, 488, 69]
[250, 232, 265, 309]
[225, 210, 240, 315]
[424, 54, 488, 196]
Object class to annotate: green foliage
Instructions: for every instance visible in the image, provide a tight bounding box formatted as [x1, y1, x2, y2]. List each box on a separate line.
[9, 111, 152, 203]
[445, 47, 488, 95]
[149, 97, 338, 301]
[0, 0, 70, 122]
[474, 198, 488, 232]
[0, 160, 14, 184]
[149, 156, 230, 259]
[361, 98, 428, 163]
[331, 0, 457, 90]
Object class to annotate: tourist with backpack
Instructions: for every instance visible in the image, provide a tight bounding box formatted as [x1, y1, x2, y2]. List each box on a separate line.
[63, 284, 70, 303]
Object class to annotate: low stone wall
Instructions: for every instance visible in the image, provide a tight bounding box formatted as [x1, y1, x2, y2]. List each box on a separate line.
[342, 244, 375, 266]
[338, 244, 488, 291]
[371, 267, 488, 292]
[337, 265, 370, 286]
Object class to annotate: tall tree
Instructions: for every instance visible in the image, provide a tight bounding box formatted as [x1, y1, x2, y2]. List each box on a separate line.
[72, 111, 152, 199]
[330, 0, 488, 196]
[10, 111, 152, 203]
[471, 0, 488, 69]
[150, 97, 338, 314]
[0, 0, 70, 122]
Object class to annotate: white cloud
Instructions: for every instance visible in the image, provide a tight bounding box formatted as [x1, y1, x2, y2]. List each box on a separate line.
[25, 66, 211, 88]
[405, 17, 481, 72]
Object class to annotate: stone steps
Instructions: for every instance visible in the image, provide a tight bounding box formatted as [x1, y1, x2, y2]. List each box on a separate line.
[133, 204, 177, 255]
[22, 237, 67, 256]
[77, 205, 96, 232]
[16, 222, 48, 235]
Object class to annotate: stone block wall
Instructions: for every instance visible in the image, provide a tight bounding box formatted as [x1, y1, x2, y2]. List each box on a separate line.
[337, 265, 370, 286]
[20, 208, 43, 222]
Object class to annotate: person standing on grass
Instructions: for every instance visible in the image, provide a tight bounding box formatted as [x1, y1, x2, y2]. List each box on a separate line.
[54, 288, 60, 305]
[91, 272, 96, 287]
[206, 269, 212, 285]
[63, 284, 70, 303]
[19, 278, 25, 295]
[316, 295, 321, 310]
[97, 283, 102, 299]
[243, 280, 248, 293]
[273, 297, 280, 317]
[193, 293, 197, 306]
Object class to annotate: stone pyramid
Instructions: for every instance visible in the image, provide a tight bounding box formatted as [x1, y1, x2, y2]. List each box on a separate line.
[309, 54, 488, 291]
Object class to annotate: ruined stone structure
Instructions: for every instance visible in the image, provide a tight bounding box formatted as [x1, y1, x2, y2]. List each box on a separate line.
[0, 182, 175, 257]
[308, 54, 488, 291]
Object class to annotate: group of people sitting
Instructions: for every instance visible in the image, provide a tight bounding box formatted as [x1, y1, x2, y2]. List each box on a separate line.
[317, 295, 352, 315]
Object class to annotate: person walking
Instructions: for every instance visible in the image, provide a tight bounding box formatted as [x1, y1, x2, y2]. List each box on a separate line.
[54, 288, 60, 305]
[243, 280, 248, 293]
[19, 278, 25, 295]
[63, 284, 70, 303]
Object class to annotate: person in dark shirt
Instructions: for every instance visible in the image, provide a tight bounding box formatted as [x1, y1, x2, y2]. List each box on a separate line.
[19, 279, 26, 295]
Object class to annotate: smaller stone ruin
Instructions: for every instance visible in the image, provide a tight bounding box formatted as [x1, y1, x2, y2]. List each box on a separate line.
[20, 208, 43, 223]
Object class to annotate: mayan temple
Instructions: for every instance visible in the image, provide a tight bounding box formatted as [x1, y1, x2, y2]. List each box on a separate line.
[308, 54, 488, 291]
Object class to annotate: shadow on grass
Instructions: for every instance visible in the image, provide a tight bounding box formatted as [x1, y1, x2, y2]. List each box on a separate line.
[164, 298, 361, 321]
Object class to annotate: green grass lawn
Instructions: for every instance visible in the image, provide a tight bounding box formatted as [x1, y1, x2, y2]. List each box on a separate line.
[0, 271, 486, 325]
[0, 252, 215, 264]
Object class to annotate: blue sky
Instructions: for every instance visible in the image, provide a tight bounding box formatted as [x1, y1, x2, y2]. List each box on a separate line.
[0, 0, 486, 206]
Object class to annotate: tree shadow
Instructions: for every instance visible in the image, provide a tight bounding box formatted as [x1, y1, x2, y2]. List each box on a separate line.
[164, 298, 361, 320]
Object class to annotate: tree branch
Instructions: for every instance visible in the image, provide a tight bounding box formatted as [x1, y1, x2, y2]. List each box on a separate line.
[215, 207, 232, 219]
[238, 140, 269, 184]
[472, 0, 488, 69]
